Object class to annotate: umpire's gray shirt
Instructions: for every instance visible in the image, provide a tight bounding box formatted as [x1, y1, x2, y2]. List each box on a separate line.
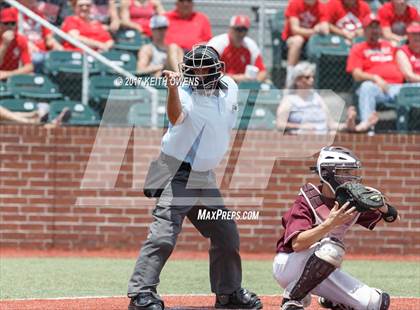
[161, 75, 238, 172]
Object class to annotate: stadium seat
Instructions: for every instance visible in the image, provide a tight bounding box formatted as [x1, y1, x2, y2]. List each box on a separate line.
[89, 75, 147, 117]
[44, 51, 99, 75]
[97, 50, 137, 75]
[268, 8, 286, 88]
[238, 82, 281, 115]
[353, 36, 406, 46]
[127, 102, 152, 127]
[7, 74, 63, 100]
[306, 35, 350, 60]
[235, 104, 277, 130]
[127, 101, 168, 128]
[396, 86, 420, 131]
[353, 36, 365, 44]
[238, 81, 265, 90]
[156, 103, 168, 128]
[44, 51, 100, 100]
[89, 75, 145, 102]
[0, 98, 38, 112]
[306, 34, 352, 92]
[113, 29, 149, 52]
[0, 81, 12, 99]
[48, 100, 100, 126]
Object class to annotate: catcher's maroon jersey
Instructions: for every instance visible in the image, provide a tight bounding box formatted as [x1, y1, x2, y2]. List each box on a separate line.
[276, 185, 382, 253]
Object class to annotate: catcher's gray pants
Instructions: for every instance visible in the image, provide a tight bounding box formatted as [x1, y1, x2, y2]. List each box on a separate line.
[127, 155, 242, 297]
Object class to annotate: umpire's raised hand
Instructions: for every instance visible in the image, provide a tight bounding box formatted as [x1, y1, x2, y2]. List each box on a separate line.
[162, 70, 182, 89]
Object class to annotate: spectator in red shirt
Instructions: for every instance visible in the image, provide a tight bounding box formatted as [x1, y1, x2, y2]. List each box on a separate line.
[328, 0, 371, 43]
[208, 15, 267, 83]
[37, 0, 120, 31]
[120, 0, 165, 37]
[18, 0, 63, 52]
[396, 22, 420, 82]
[15, 0, 63, 73]
[164, 0, 212, 51]
[61, 0, 114, 51]
[346, 14, 404, 132]
[378, 0, 419, 45]
[0, 8, 33, 80]
[282, 0, 329, 86]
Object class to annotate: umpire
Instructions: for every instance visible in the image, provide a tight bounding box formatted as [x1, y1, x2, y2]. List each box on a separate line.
[127, 45, 263, 310]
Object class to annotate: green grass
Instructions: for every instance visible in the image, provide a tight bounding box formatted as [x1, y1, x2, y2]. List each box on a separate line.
[0, 258, 419, 299]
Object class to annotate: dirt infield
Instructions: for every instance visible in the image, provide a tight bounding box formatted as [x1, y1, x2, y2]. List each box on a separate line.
[1, 249, 420, 262]
[1, 295, 419, 310]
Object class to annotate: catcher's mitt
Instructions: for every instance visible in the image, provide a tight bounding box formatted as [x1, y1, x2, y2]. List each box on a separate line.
[335, 182, 385, 212]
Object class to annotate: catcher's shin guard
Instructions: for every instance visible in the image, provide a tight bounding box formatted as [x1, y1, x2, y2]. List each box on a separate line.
[287, 238, 345, 301]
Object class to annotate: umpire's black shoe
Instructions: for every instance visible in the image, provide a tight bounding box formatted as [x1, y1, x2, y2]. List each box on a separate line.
[128, 292, 164, 310]
[215, 287, 263, 309]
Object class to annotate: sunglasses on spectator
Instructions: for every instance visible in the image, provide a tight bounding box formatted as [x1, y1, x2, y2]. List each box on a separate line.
[0, 22, 16, 26]
[77, 3, 92, 7]
[178, 0, 192, 2]
[233, 27, 248, 33]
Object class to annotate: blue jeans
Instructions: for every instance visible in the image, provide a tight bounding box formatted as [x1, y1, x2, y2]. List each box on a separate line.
[32, 52, 46, 74]
[357, 81, 402, 122]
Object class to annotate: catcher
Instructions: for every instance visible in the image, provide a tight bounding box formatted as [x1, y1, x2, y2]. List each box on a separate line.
[273, 146, 399, 310]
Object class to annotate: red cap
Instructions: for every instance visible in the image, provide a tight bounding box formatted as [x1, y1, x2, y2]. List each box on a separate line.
[407, 23, 420, 34]
[0, 8, 17, 23]
[230, 15, 251, 29]
[362, 13, 380, 28]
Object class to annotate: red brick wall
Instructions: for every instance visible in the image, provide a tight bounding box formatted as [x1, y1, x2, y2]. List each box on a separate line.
[1, 125, 419, 254]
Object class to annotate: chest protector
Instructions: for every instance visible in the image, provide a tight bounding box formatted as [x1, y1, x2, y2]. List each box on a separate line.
[300, 183, 360, 242]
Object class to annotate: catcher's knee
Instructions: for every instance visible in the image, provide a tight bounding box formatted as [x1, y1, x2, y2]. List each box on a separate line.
[314, 237, 345, 268]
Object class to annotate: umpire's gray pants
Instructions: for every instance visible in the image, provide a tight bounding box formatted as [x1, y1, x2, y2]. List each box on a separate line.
[127, 159, 242, 297]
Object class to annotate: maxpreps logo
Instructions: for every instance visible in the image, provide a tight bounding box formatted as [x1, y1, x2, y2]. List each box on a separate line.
[197, 209, 260, 221]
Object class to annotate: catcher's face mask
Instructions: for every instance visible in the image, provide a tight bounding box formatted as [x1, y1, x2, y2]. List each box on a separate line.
[334, 168, 362, 185]
[320, 165, 362, 193]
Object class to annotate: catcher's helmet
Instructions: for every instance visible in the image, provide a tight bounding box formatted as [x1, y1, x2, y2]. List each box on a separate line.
[315, 146, 362, 193]
[179, 45, 224, 95]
